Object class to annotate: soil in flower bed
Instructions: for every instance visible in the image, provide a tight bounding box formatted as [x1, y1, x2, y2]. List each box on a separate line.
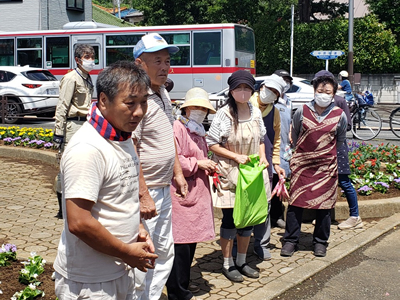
[0, 260, 57, 299]
[336, 185, 400, 202]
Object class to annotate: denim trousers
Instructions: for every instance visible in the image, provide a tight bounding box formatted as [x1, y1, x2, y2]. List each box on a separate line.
[338, 174, 359, 217]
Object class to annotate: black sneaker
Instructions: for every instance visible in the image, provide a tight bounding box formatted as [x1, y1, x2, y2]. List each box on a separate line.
[235, 263, 259, 278]
[222, 266, 243, 282]
[280, 242, 297, 257]
[314, 243, 327, 257]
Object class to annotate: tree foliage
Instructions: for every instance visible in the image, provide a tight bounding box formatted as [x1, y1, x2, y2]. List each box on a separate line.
[298, 0, 348, 23]
[131, 0, 261, 25]
[255, 14, 400, 75]
[364, 0, 400, 39]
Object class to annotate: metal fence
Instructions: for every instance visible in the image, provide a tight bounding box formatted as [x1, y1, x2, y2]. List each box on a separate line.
[0, 94, 58, 125]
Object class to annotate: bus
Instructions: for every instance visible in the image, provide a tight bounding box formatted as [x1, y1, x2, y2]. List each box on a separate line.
[0, 22, 256, 99]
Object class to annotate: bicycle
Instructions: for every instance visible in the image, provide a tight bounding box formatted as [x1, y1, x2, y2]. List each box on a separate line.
[389, 106, 400, 138]
[349, 93, 382, 141]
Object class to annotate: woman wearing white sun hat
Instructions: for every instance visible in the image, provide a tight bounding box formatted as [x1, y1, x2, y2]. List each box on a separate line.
[166, 88, 217, 300]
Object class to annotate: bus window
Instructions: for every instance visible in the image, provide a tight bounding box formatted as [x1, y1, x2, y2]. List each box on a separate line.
[0, 39, 14, 66]
[235, 26, 255, 53]
[193, 32, 221, 66]
[46, 37, 69, 68]
[162, 33, 190, 66]
[105, 34, 142, 65]
[17, 37, 43, 68]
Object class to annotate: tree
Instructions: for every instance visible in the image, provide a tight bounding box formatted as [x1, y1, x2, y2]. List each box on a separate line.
[293, 15, 399, 74]
[364, 0, 400, 39]
[298, 0, 348, 23]
[131, 0, 261, 26]
[254, 14, 400, 75]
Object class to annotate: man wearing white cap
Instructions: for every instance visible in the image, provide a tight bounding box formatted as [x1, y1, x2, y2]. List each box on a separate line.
[133, 33, 188, 300]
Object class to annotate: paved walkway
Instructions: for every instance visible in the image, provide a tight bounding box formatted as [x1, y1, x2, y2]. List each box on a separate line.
[1, 150, 400, 300]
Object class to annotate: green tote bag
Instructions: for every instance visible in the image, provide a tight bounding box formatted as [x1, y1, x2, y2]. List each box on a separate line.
[233, 154, 268, 229]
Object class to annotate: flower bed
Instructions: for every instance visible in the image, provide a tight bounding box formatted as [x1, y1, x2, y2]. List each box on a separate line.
[348, 141, 400, 196]
[0, 244, 57, 300]
[0, 127, 54, 149]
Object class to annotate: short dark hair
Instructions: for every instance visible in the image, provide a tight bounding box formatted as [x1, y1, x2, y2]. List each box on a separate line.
[312, 75, 338, 94]
[96, 61, 150, 102]
[74, 44, 95, 59]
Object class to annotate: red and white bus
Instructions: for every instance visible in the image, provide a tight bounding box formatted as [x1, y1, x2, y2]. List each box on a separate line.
[0, 22, 256, 99]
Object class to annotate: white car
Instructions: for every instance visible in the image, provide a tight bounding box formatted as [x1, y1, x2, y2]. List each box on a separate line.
[0, 66, 60, 124]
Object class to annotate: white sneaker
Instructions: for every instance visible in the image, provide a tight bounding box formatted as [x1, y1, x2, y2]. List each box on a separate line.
[338, 216, 363, 230]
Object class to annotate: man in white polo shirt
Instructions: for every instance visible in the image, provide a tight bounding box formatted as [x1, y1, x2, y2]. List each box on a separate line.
[53, 61, 158, 300]
[133, 33, 188, 300]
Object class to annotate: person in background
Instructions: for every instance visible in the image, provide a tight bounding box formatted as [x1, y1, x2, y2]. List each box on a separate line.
[166, 88, 217, 300]
[195, 43, 212, 65]
[207, 70, 270, 282]
[53, 44, 95, 219]
[53, 61, 158, 300]
[313, 70, 363, 230]
[133, 32, 188, 300]
[250, 74, 286, 261]
[271, 69, 294, 229]
[338, 70, 353, 101]
[281, 74, 347, 258]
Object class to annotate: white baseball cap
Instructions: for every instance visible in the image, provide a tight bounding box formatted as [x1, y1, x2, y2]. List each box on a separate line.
[261, 74, 286, 94]
[133, 33, 179, 59]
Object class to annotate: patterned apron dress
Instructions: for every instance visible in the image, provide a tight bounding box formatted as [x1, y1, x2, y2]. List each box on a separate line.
[289, 105, 343, 209]
[213, 106, 271, 208]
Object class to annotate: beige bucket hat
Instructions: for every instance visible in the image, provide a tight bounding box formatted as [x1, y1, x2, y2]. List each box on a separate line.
[180, 87, 217, 114]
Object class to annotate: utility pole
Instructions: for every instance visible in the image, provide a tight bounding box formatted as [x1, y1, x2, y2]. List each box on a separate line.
[348, 0, 354, 87]
[290, 4, 294, 77]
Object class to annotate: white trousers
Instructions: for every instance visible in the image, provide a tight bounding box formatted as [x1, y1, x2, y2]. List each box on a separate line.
[134, 186, 175, 300]
[55, 270, 135, 300]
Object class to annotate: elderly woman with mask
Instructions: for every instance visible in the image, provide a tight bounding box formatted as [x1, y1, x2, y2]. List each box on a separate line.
[207, 70, 270, 282]
[280, 75, 347, 258]
[249, 74, 286, 261]
[166, 88, 217, 300]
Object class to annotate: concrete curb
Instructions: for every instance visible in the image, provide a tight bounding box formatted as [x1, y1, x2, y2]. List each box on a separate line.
[242, 213, 400, 300]
[0, 145, 58, 166]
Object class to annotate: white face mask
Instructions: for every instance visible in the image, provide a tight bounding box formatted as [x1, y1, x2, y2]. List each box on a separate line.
[259, 88, 277, 104]
[314, 93, 333, 108]
[80, 59, 95, 72]
[188, 109, 207, 124]
[231, 90, 252, 103]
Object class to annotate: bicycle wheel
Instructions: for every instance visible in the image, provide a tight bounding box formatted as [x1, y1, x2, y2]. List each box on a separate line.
[389, 107, 400, 138]
[351, 107, 382, 140]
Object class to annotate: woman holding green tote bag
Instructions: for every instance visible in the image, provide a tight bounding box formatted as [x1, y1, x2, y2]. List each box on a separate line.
[207, 70, 271, 283]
